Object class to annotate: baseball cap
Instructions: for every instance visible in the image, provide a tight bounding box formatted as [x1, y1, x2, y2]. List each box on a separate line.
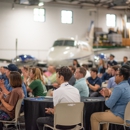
[4, 64, 18, 71]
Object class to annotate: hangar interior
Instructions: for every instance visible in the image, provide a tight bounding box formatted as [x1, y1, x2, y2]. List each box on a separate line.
[0, 0, 130, 61]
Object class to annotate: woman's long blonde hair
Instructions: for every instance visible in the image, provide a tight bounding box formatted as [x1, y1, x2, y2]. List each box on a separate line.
[31, 67, 44, 84]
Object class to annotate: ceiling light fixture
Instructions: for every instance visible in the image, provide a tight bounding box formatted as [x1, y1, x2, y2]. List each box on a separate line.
[38, 2, 44, 6]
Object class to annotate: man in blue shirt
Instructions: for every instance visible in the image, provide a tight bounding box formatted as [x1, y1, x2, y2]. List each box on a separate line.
[101, 67, 112, 83]
[87, 68, 102, 97]
[74, 67, 89, 97]
[107, 65, 120, 89]
[90, 67, 130, 130]
[107, 54, 117, 67]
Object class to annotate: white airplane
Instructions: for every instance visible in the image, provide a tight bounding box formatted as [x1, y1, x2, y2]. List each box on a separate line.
[47, 21, 94, 67]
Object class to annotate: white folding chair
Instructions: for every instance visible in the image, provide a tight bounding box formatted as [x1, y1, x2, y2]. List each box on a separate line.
[0, 98, 23, 130]
[99, 101, 130, 130]
[44, 102, 84, 130]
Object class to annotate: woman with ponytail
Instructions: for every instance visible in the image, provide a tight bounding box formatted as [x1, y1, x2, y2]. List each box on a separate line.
[27, 67, 47, 97]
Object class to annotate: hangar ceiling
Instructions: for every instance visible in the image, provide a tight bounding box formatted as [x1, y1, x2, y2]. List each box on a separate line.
[1, 0, 130, 10]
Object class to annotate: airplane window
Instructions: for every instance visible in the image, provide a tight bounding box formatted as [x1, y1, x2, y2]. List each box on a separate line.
[53, 40, 64, 46]
[53, 40, 74, 47]
[64, 40, 74, 47]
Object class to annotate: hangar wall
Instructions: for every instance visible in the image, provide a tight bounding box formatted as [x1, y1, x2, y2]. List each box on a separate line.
[0, 1, 124, 60]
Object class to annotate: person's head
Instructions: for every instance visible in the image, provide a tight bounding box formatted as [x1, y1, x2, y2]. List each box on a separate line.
[30, 67, 44, 84]
[68, 66, 76, 74]
[73, 59, 79, 65]
[109, 54, 115, 60]
[56, 66, 72, 85]
[74, 67, 86, 80]
[99, 59, 105, 66]
[111, 65, 120, 76]
[122, 64, 130, 70]
[0, 67, 6, 74]
[47, 65, 56, 74]
[9, 71, 22, 88]
[115, 68, 130, 84]
[90, 68, 98, 78]
[38, 67, 43, 76]
[123, 56, 128, 62]
[106, 67, 112, 75]
[82, 64, 88, 70]
[21, 66, 29, 74]
[4, 64, 18, 78]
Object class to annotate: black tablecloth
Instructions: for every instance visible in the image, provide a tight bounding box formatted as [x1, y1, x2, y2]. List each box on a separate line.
[24, 97, 130, 130]
[82, 97, 105, 130]
[24, 98, 53, 130]
[45, 85, 54, 91]
[24, 97, 106, 130]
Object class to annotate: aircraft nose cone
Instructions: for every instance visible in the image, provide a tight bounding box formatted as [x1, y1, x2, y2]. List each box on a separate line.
[48, 47, 74, 60]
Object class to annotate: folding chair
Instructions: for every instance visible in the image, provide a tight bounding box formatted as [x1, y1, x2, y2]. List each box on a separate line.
[0, 98, 23, 130]
[44, 102, 84, 130]
[99, 101, 130, 130]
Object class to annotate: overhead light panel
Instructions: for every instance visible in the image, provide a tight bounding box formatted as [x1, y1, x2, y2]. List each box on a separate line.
[38, 2, 44, 6]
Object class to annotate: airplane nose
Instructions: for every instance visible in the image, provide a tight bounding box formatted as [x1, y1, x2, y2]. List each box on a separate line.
[48, 47, 74, 60]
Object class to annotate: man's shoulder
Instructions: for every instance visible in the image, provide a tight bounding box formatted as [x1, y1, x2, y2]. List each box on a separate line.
[109, 76, 115, 81]
[87, 77, 92, 81]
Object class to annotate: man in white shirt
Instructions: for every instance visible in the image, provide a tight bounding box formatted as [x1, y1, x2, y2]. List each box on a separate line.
[37, 66, 80, 130]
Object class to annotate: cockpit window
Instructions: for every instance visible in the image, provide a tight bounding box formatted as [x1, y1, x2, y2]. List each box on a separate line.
[53, 40, 74, 47]
[64, 40, 74, 46]
[53, 40, 64, 47]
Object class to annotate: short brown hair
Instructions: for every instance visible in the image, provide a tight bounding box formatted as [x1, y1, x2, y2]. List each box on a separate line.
[91, 68, 98, 74]
[78, 67, 86, 77]
[111, 65, 120, 71]
[58, 66, 72, 81]
[9, 71, 22, 88]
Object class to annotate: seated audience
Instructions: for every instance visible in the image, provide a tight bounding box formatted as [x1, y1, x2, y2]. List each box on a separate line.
[121, 56, 130, 66]
[68, 66, 76, 86]
[0, 66, 7, 80]
[74, 67, 89, 97]
[0, 71, 24, 130]
[82, 64, 90, 78]
[44, 65, 57, 85]
[87, 68, 102, 97]
[0, 64, 27, 95]
[122, 64, 130, 85]
[98, 59, 106, 78]
[91, 67, 130, 130]
[21, 66, 29, 85]
[37, 66, 80, 130]
[107, 65, 120, 89]
[73, 59, 80, 68]
[107, 54, 117, 67]
[101, 67, 112, 83]
[0, 64, 27, 112]
[39, 67, 48, 85]
[27, 68, 47, 97]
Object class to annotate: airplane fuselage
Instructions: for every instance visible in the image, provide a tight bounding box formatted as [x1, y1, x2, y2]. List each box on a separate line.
[47, 39, 93, 67]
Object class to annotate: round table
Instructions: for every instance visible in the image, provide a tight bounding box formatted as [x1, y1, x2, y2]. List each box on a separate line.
[24, 97, 105, 130]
